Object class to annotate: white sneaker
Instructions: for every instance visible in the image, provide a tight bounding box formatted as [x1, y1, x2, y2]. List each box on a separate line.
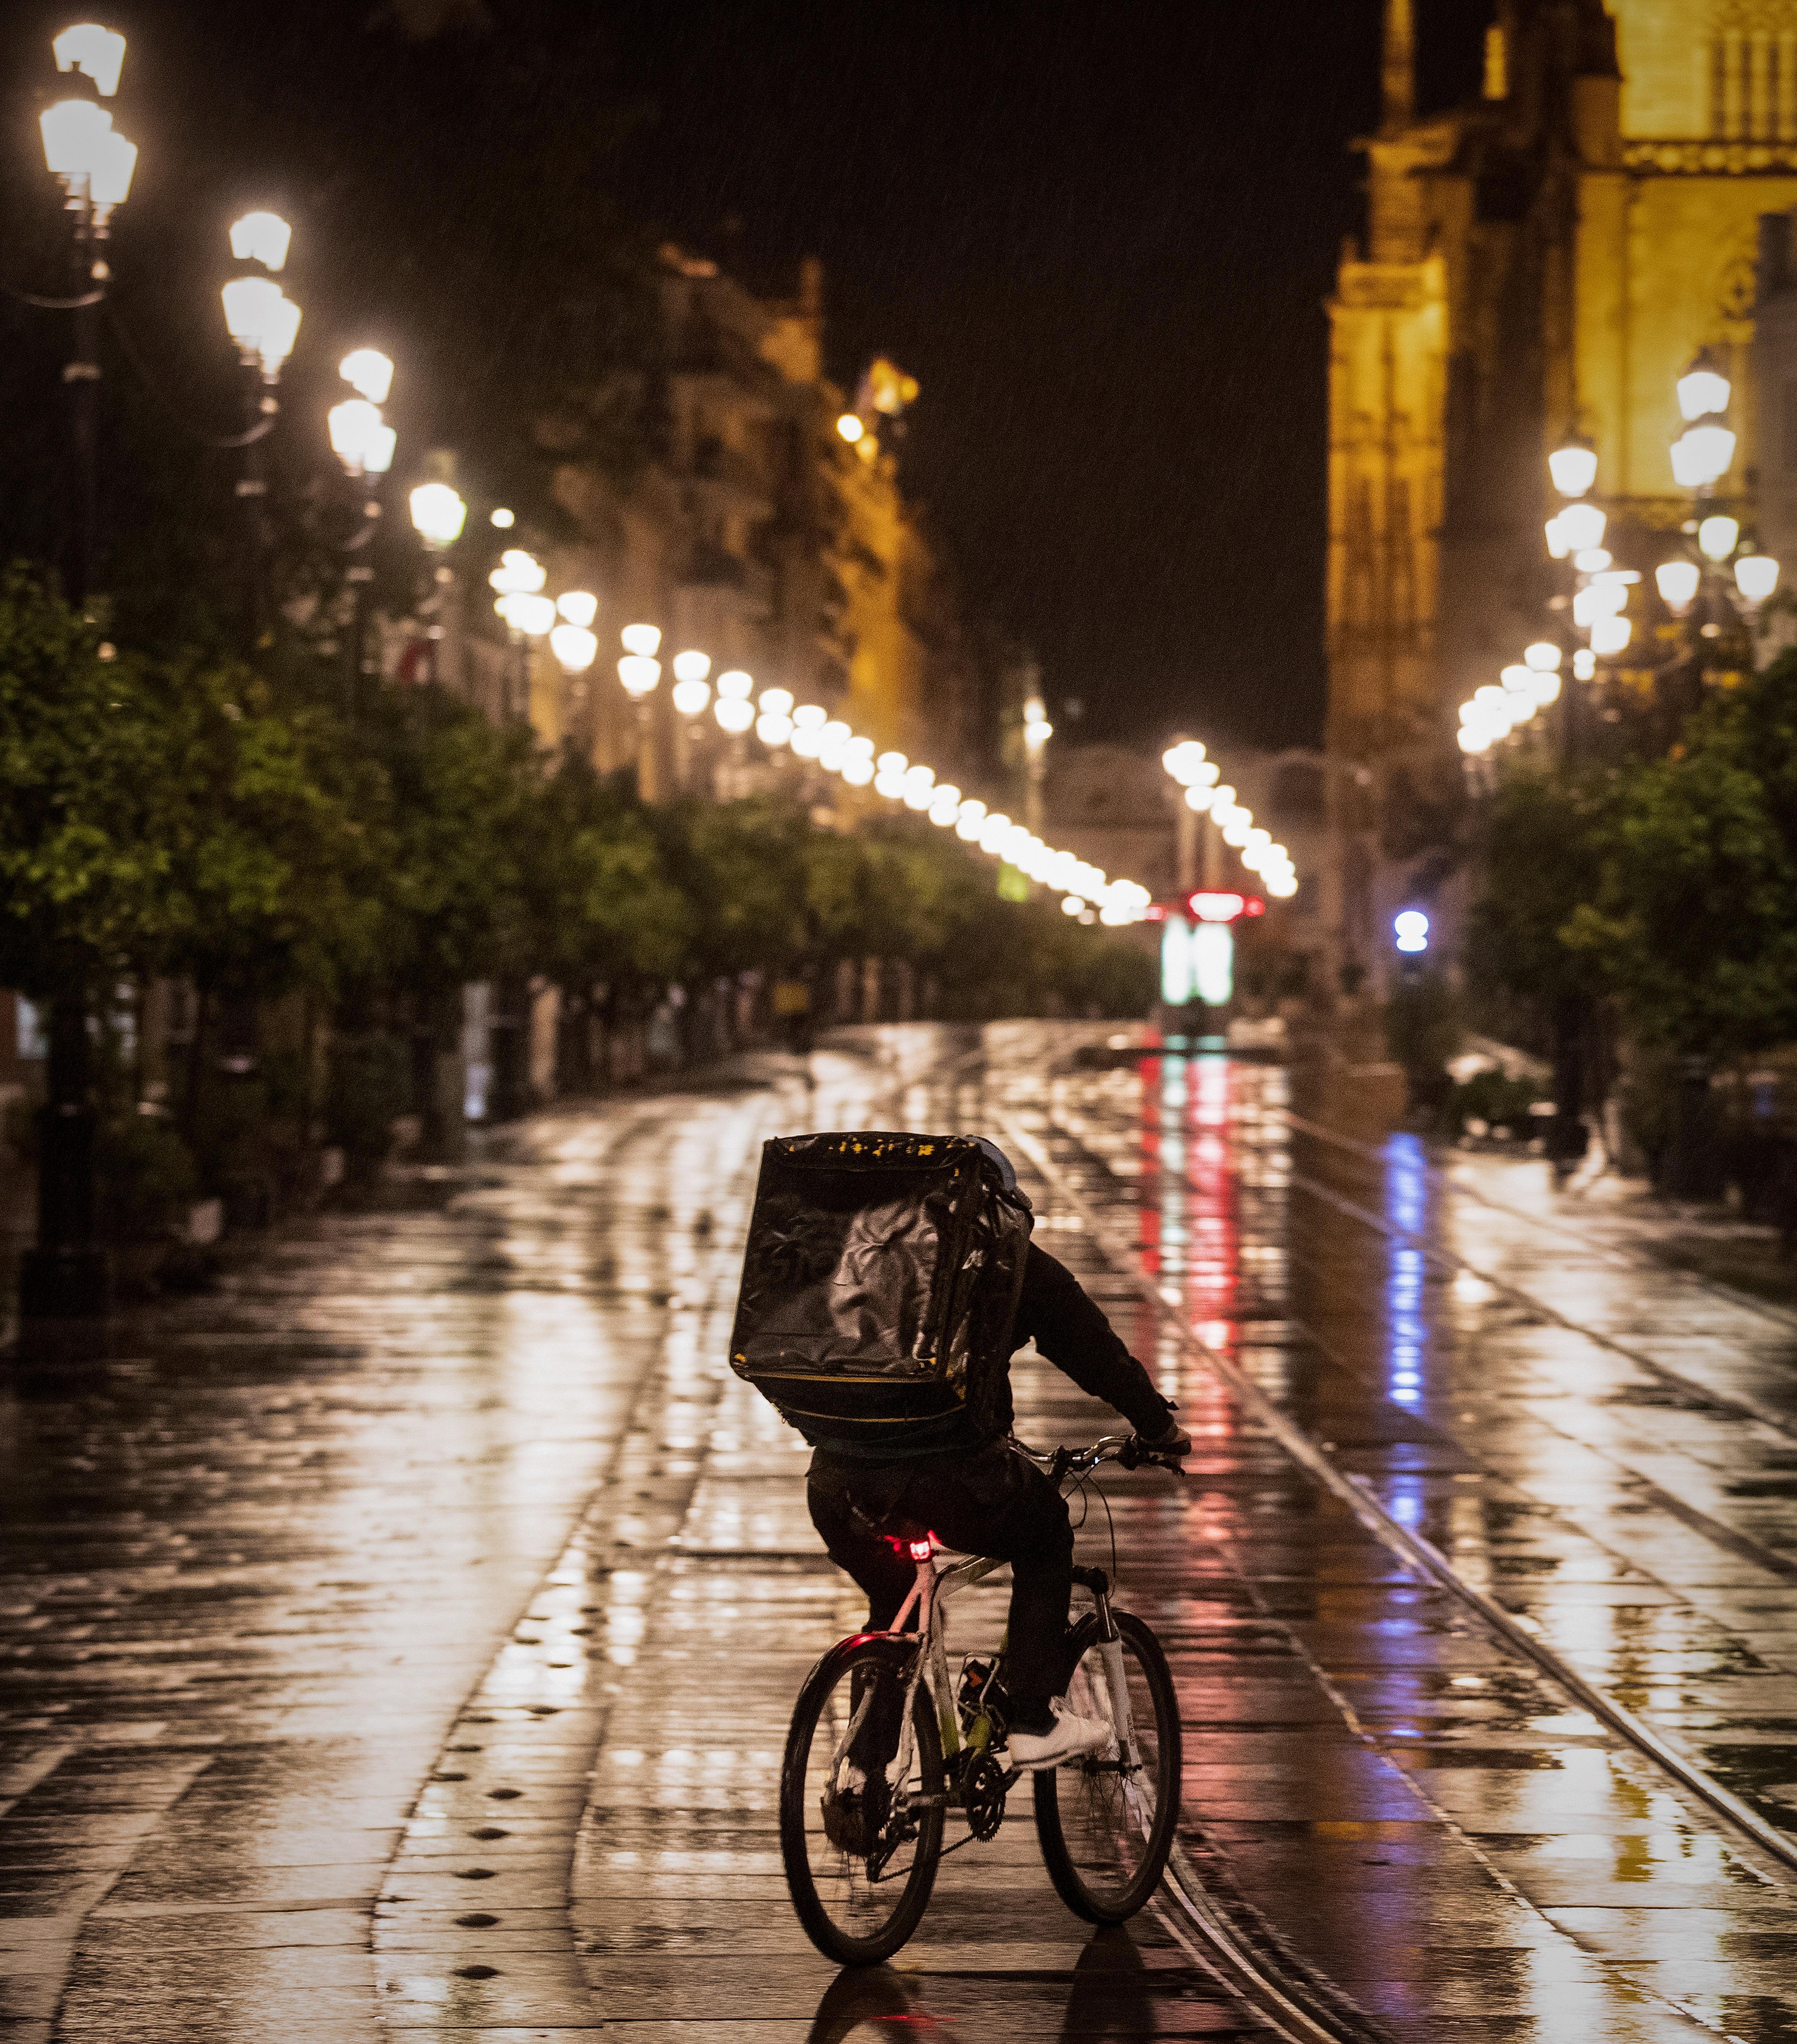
[1007, 1697, 1111, 1768]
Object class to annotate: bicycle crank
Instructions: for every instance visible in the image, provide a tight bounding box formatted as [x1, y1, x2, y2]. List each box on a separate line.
[961, 1752, 1007, 1841]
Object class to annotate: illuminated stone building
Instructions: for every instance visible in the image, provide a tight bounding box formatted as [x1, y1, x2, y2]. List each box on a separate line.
[542, 248, 978, 795]
[1328, 0, 1797, 976]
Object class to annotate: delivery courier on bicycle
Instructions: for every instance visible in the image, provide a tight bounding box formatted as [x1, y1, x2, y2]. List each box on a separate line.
[728, 1131, 1191, 1786]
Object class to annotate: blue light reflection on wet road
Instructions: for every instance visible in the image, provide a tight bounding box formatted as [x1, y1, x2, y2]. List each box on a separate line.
[1384, 1132, 1429, 1414]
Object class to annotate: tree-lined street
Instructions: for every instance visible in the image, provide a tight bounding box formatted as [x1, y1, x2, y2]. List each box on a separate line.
[16, 3, 1797, 2031]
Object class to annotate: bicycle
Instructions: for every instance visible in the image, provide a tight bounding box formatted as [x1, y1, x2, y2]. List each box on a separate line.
[778, 1433, 1185, 1966]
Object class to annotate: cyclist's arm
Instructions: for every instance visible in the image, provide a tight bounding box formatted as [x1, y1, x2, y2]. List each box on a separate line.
[1013, 1242, 1182, 1444]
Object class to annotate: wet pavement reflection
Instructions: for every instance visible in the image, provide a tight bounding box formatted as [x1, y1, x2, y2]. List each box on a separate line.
[5, 1023, 1797, 2039]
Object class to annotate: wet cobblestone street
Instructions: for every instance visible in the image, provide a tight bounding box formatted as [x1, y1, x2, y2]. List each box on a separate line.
[5, 1025, 1797, 2040]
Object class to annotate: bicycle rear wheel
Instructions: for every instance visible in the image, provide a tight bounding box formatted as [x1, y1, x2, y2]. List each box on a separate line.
[780, 1635, 945, 1965]
[1033, 1608, 1181, 1922]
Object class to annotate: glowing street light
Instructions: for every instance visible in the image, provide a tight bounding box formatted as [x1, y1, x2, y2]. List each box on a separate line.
[1697, 514, 1740, 563]
[617, 653, 661, 698]
[557, 590, 599, 628]
[499, 592, 555, 637]
[409, 481, 466, 549]
[1672, 422, 1736, 490]
[339, 348, 393, 404]
[1735, 553, 1780, 610]
[715, 695, 755, 734]
[40, 99, 137, 216]
[1548, 430, 1598, 499]
[53, 23, 127, 95]
[221, 273, 301, 379]
[1676, 346, 1731, 423]
[488, 549, 546, 596]
[1655, 559, 1700, 615]
[671, 670, 712, 717]
[1556, 500, 1606, 553]
[550, 623, 597, 673]
[328, 397, 384, 476]
[229, 210, 292, 272]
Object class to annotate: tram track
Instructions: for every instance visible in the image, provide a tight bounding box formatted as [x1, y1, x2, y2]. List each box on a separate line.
[1286, 1106, 1797, 1343]
[994, 1103, 1797, 1894]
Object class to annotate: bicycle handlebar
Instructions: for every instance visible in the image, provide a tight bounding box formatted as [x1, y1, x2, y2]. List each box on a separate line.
[1014, 1433, 1188, 1482]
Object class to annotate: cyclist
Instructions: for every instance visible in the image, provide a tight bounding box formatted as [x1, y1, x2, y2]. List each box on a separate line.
[806, 1139, 1191, 1778]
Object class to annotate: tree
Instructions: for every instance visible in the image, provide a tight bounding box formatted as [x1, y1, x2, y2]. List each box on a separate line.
[0, 567, 177, 1000]
[1567, 660, 1797, 1061]
[524, 753, 693, 1090]
[350, 683, 538, 1140]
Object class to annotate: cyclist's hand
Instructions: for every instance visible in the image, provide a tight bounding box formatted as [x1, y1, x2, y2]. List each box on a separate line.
[1145, 1417, 1192, 1459]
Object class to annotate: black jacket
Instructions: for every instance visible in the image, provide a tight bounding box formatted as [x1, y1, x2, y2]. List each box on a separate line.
[810, 1241, 1173, 1463]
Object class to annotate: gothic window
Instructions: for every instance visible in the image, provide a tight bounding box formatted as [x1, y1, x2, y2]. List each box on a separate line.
[1345, 477, 1377, 636]
[1387, 476, 1416, 640]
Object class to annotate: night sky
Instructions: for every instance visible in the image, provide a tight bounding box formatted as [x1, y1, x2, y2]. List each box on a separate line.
[603, 0, 1497, 754]
[3, 0, 1499, 754]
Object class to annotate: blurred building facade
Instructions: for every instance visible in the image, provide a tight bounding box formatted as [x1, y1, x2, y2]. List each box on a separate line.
[1328, 0, 1797, 983]
[493, 246, 989, 801]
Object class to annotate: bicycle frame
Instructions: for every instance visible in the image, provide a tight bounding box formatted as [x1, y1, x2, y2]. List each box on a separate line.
[854, 1536, 1139, 1819]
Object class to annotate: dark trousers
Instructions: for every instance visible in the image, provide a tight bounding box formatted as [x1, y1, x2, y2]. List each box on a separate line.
[807, 1440, 1075, 1718]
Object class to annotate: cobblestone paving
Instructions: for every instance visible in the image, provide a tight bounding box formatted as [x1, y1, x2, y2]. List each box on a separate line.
[5, 1024, 1797, 2040]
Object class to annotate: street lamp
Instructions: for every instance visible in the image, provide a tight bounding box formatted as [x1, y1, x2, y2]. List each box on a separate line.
[327, 350, 397, 713]
[1670, 348, 1736, 493]
[616, 625, 664, 797]
[221, 212, 299, 643]
[38, 27, 137, 609]
[52, 22, 127, 95]
[1655, 559, 1700, 617]
[339, 346, 393, 404]
[487, 550, 548, 717]
[19, 20, 139, 1318]
[1735, 552, 1780, 612]
[1021, 691, 1052, 835]
[1548, 428, 1598, 499]
[404, 480, 466, 685]
[550, 622, 597, 674]
[220, 265, 300, 380]
[1697, 513, 1739, 563]
[410, 481, 466, 549]
[756, 685, 795, 751]
[714, 668, 755, 735]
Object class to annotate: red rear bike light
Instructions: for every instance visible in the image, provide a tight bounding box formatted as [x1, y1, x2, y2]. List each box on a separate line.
[907, 1537, 934, 1561]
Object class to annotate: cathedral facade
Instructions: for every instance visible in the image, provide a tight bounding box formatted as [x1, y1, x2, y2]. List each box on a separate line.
[1327, 0, 1797, 973]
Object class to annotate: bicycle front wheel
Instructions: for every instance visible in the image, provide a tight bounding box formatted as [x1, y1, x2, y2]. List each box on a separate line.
[779, 1634, 945, 1965]
[1033, 1608, 1181, 1922]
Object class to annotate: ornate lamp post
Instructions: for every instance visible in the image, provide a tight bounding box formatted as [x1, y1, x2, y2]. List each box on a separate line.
[327, 349, 396, 714]
[408, 479, 467, 687]
[1021, 691, 1053, 837]
[220, 212, 300, 644]
[550, 592, 599, 745]
[19, 24, 138, 1321]
[619, 624, 664, 798]
[38, 24, 135, 608]
[489, 549, 550, 719]
[670, 649, 712, 789]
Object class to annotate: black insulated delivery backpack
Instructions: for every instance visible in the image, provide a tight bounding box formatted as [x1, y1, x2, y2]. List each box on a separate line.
[729, 1131, 1033, 1450]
